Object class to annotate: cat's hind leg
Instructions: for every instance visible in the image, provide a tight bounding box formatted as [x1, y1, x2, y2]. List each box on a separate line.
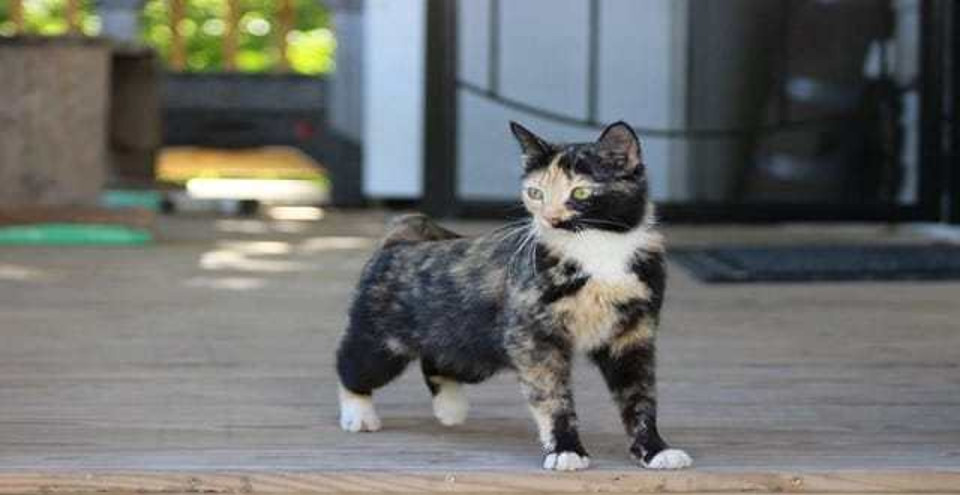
[336, 333, 413, 432]
[337, 384, 381, 432]
[421, 358, 469, 426]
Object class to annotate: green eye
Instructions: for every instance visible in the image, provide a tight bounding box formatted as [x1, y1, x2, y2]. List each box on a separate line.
[525, 187, 544, 201]
[571, 187, 592, 200]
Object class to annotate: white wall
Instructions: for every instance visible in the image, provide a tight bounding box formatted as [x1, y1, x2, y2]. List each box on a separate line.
[498, 0, 591, 120]
[457, 92, 598, 201]
[456, 0, 691, 201]
[598, 0, 691, 200]
[362, 0, 426, 198]
[329, 1, 365, 143]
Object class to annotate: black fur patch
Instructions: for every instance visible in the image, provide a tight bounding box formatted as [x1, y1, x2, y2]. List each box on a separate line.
[540, 276, 588, 305]
[630, 416, 669, 464]
[631, 251, 666, 315]
[614, 297, 654, 334]
[551, 414, 588, 456]
[534, 246, 589, 305]
[534, 247, 561, 272]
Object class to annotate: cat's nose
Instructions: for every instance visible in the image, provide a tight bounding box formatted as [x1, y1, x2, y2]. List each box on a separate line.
[543, 215, 564, 227]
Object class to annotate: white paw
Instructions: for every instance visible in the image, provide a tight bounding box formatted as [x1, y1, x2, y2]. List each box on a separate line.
[338, 386, 381, 432]
[543, 452, 591, 471]
[643, 448, 693, 470]
[432, 381, 469, 426]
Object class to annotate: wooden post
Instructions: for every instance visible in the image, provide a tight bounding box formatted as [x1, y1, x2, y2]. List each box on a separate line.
[66, 0, 81, 35]
[169, 0, 186, 70]
[224, 0, 240, 71]
[276, 0, 294, 72]
[10, 0, 24, 34]
[0, 39, 111, 208]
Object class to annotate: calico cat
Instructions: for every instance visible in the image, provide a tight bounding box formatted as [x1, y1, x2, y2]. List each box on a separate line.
[335, 121, 692, 471]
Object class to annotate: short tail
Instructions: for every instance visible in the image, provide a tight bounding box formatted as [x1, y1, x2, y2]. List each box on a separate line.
[381, 213, 462, 247]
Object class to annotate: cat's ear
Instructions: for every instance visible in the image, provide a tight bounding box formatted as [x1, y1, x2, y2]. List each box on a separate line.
[509, 121, 550, 165]
[597, 121, 642, 170]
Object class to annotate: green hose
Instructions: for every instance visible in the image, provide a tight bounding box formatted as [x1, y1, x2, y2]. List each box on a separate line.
[0, 224, 152, 246]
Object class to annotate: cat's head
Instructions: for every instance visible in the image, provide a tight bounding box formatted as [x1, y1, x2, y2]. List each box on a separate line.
[510, 121, 651, 234]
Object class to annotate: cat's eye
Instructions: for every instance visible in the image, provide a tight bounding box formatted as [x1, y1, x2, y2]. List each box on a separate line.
[571, 187, 592, 201]
[525, 187, 544, 201]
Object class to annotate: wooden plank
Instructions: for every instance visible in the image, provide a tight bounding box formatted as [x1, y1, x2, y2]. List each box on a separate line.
[0, 206, 155, 229]
[0, 471, 959, 494]
[275, 0, 294, 72]
[0, 218, 959, 485]
[169, 0, 186, 70]
[223, 0, 240, 71]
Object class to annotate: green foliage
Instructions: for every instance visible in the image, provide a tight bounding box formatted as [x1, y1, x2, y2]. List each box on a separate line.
[1, 0, 334, 74]
[0, 0, 100, 37]
[142, 0, 334, 74]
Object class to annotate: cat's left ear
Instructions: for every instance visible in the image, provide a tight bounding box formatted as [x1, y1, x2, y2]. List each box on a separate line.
[597, 121, 642, 170]
[510, 121, 551, 166]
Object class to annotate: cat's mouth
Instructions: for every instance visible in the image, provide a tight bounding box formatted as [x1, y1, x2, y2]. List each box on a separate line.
[538, 216, 580, 232]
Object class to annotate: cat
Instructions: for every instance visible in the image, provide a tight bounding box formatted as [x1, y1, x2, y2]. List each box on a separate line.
[335, 121, 692, 471]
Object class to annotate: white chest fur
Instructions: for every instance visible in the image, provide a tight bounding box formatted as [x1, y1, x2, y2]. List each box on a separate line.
[539, 226, 663, 351]
[540, 226, 663, 281]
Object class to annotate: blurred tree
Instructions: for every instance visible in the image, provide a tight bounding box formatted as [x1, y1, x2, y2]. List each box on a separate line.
[144, 0, 334, 73]
[1, 0, 334, 74]
[0, 0, 100, 36]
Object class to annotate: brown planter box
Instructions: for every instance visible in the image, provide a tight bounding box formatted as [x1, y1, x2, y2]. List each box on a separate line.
[0, 37, 111, 207]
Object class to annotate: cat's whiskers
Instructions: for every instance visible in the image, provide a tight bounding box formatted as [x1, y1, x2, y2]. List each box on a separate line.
[507, 221, 536, 270]
[524, 227, 538, 276]
[507, 231, 528, 267]
[526, 224, 541, 277]
[491, 218, 533, 237]
[530, 234, 537, 277]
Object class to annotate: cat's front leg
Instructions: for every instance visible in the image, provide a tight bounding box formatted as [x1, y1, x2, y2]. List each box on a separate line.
[510, 335, 589, 471]
[590, 340, 692, 470]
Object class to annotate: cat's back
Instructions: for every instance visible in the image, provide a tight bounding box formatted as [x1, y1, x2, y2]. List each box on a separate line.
[357, 215, 515, 302]
[349, 217, 515, 352]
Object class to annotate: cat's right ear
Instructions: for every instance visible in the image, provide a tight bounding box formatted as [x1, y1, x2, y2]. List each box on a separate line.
[509, 121, 550, 167]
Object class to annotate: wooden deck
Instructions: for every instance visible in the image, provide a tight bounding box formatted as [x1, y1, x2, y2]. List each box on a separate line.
[1, 213, 958, 493]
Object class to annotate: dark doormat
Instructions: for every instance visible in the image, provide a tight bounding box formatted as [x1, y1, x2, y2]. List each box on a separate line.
[670, 244, 960, 283]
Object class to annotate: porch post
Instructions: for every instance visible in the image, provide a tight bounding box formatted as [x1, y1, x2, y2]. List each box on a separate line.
[223, 0, 240, 71]
[66, 0, 81, 34]
[169, 0, 186, 70]
[10, 0, 24, 34]
[276, 0, 295, 72]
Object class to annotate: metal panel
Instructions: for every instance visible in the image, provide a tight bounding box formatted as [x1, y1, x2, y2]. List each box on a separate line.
[362, 0, 426, 198]
[498, 0, 590, 121]
[457, 0, 491, 90]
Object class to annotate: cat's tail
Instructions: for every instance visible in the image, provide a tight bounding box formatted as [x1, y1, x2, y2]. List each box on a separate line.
[381, 213, 462, 247]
